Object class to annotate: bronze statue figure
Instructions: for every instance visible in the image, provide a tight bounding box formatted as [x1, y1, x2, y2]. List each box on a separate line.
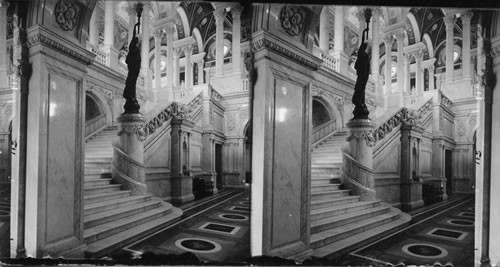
[352, 12, 372, 120]
[123, 23, 142, 114]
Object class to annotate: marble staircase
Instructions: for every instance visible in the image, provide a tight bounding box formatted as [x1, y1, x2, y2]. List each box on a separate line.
[82, 126, 182, 258]
[309, 132, 411, 259]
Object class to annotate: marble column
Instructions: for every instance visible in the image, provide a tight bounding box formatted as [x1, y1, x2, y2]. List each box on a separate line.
[415, 50, 424, 94]
[383, 35, 392, 94]
[461, 11, 473, 79]
[89, 9, 98, 45]
[395, 32, 405, 94]
[171, 117, 195, 204]
[0, 0, 8, 88]
[141, 4, 151, 75]
[165, 23, 175, 95]
[443, 15, 456, 83]
[173, 48, 181, 88]
[104, 1, 115, 47]
[115, 114, 147, 195]
[154, 29, 162, 91]
[127, 4, 137, 46]
[198, 60, 205, 85]
[214, 7, 225, 76]
[403, 52, 411, 95]
[334, 6, 344, 52]
[319, 6, 330, 51]
[429, 65, 435, 90]
[232, 6, 242, 73]
[185, 45, 193, 88]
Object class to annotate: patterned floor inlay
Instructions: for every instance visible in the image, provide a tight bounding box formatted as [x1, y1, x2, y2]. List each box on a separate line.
[346, 196, 474, 266]
[426, 228, 468, 241]
[174, 238, 222, 253]
[199, 222, 241, 235]
[446, 219, 474, 227]
[122, 190, 250, 263]
[457, 211, 474, 218]
[401, 243, 448, 259]
[218, 213, 249, 221]
[227, 206, 250, 212]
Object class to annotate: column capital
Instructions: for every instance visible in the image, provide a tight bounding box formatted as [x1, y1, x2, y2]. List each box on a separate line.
[429, 65, 435, 72]
[372, 7, 382, 17]
[443, 15, 456, 28]
[164, 23, 176, 36]
[231, 6, 243, 18]
[214, 7, 226, 20]
[415, 50, 424, 62]
[383, 35, 393, 46]
[173, 47, 181, 58]
[153, 29, 163, 39]
[185, 44, 193, 54]
[461, 11, 473, 22]
[404, 52, 412, 64]
[394, 32, 405, 42]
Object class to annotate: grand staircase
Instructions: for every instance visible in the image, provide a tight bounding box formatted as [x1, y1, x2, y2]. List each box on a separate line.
[82, 126, 182, 258]
[309, 132, 411, 259]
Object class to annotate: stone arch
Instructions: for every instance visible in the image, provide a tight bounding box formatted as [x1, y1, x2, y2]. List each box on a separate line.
[177, 6, 191, 37]
[311, 95, 342, 131]
[192, 27, 204, 54]
[407, 12, 421, 42]
[85, 89, 113, 125]
[422, 33, 435, 58]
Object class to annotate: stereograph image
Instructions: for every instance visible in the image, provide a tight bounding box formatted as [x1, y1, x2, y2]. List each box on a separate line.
[0, 0, 498, 266]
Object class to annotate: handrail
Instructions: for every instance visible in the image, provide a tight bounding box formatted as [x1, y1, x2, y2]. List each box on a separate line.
[342, 151, 376, 193]
[312, 120, 337, 145]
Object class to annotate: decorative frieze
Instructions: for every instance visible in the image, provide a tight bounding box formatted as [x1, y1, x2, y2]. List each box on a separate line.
[251, 33, 321, 70]
[26, 26, 95, 65]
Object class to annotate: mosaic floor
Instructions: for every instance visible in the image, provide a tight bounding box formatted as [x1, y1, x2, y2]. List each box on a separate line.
[119, 189, 250, 263]
[333, 195, 474, 266]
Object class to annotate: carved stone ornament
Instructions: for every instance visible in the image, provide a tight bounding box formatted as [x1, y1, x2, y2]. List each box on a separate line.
[280, 6, 306, 37]
[54, 0, 80, 31]
[347, 130, 377, 147]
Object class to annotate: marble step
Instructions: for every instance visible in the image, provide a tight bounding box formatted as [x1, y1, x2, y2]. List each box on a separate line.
[84, 190, 131, 204]
[84, 184, 122, 195]
[311, 177, 341, 186]
[312, 209, 411, 258]
[311, 158, 342, 164]
[311, 172, 341, 178]
[83, 206, 173, 244]
[311, 202, 387, 228]
[84, 172, 112, 179]
[85, 161, 111, 167]
[311, 201, 382, 221]
[84, 207, 183, 259]
[310, 206, 402, 249]
[311, 163, 342, 168]
[84, 156, 113, 161]
[311, 195, 360, 210]
[84, 200, 162, 228]
[311, 184, 341, 192]
[311, 168, 341, 174]
[84, 178, 113, 187]
[85, 168, 112, 175]
[311, 189, 350, 201]
[84, 195, 153, 216]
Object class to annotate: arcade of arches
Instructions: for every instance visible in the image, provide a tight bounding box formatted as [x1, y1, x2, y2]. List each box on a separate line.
[0, 1, 499, 265]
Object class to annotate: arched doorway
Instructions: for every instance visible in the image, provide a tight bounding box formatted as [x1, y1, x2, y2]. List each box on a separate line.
[311, 97, 337, 143]
[85, 92, 107, 138]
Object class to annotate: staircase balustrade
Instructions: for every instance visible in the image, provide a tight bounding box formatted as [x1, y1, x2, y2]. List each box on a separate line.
[112, 144, 147, 195]
[342, 151, 376, 195]
[86, 43, 109, 66]
[85, 113, 107, 139]
[312, 120, 337, 145]
[318, 49, 340, 73]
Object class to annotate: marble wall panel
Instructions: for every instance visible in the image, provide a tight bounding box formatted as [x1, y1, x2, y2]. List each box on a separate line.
[145, 134, 170, 168]
[271, 79, 304, 248]
[46, 73, 78, 243]
[190, 145, 201, 168]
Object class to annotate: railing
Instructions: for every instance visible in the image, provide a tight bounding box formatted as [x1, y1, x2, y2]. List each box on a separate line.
[342, 151, 376, 195]
[112, 144, 147, 195]
[85, 114, 106, 138]
[368, 97, 434, 148]
[143, 106, 173, 138]
[205, 57, 232, 68]
[318, 49, 340, 73]
[405, 87, 417, 106]
[312, 120, 336, 144]
[8, 74, 18, 89]
[86, 43, 109, 66]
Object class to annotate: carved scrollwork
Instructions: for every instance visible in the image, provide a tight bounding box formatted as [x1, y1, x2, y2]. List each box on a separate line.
[54, 0, 80, 31]
[118, 124, 147, 142]
[280, 6, 306, 37]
